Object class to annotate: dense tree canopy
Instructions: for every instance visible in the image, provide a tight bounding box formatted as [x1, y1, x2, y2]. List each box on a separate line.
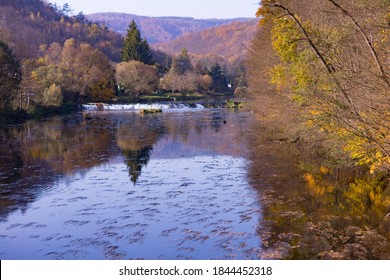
[169, 48, 193, 76]
[116, 61, 159, 96]
[30, 39, 115, 104]
[249, 0, 390, 172]
[0, 0, 123, 61]
[0, 41, 22, 109]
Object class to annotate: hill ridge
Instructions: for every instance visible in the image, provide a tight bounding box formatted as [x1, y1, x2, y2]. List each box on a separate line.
[153, 19, 259, 60]
[87, 12, 254, 44]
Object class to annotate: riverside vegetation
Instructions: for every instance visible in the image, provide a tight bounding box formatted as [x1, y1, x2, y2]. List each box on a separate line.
[247, 0, 390, 258]
[0, 0, 240, 123]
[1, 0, 389, 260]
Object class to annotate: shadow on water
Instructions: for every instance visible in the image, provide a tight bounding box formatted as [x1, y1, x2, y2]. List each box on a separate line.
[0, 114, 120, 220]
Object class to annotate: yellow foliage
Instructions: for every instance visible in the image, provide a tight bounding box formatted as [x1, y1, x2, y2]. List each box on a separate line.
[270, 64, 289, 90]
[320, 166, 330, 174]
[304, 173, 334, 197]
[254, 0, 390, 176]
[344, 178, 390, 217]
[343, 134, 389, 173]
[37, 57, 45, 65]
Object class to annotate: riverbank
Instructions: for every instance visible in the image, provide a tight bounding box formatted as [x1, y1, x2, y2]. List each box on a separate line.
[246, 105, 390, 259]
[0, 102, 81, 125]
[253, 142, 390, 259]
[0, 92, 243, 124]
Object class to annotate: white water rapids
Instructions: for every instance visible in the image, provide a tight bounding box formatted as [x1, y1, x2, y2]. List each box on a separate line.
[83, 103, 205, 111]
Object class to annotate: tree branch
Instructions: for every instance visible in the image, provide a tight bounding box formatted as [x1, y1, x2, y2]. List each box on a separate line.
[327, 0, 390, 87]
[271, 2, 335, 74]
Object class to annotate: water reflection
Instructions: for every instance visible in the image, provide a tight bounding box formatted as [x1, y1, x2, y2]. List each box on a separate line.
[123, 146, 154, 185]
[116, 114, 166, 184]
[0, 110, 259, 259]
[3, 109, 387, 259]
[247, 126, 390, 259]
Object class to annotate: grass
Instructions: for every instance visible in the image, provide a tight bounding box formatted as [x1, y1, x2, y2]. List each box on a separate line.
[115, 92, 235, 103]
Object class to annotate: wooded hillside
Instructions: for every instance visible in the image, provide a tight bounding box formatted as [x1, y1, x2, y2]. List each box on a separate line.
[0, 0, 123, 61]
[154, 19, 258, 60]
[87, 12, 252, 43]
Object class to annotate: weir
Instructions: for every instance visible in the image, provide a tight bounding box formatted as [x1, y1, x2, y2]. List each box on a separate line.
[82, 103, 205, 111]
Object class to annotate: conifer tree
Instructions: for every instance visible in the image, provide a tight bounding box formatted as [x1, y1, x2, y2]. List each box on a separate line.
[121, 20, 153, 65]
[209, 63, 228, 92]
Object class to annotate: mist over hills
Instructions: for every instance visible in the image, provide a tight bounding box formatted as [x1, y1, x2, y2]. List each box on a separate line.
[87, 12, 253, 44]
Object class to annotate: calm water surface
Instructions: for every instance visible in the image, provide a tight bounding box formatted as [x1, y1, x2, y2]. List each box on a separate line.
[2, 108, 390, 260]
[0, 109, 262, 259]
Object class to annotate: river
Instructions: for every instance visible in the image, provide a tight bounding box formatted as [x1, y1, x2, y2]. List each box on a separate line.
[0, 107, 389, 259]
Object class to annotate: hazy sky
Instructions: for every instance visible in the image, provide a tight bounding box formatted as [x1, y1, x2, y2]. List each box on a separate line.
[48, 0, 259, 19]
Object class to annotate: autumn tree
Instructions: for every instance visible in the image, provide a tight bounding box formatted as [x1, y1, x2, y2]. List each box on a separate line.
[159, 48, 198, 93]
[121, 20, 153, 65]
[116, 61, 159, 97]
[33, 39, 115, 104]
[160, 72, 200, 93]
[199, 74, 213, 92]
[0, 0, 123, 62]
[0, 41, 22, 110]
[250, 0, 390, 172]
[170, 48, 193, 75]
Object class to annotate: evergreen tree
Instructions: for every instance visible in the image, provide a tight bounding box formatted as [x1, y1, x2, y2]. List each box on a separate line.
[209, 63, 228, 93]
[121, 20, 153, 65]
[62, 3, 73, 16]
[0, 41, 22, 110]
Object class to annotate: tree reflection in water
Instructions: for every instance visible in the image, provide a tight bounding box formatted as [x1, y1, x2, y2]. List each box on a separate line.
[1, 110, 389, 259]
[248, 124, 390, 259]
[123, 146, 154, 185]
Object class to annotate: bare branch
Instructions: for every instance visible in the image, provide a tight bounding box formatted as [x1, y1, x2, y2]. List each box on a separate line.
[327, 0, 390, 88]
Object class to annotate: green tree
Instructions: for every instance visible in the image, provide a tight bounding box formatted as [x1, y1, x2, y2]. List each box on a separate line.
[0, 41, 22, 110]
[121, 20, 153, 65]
[209, 63, 228, 93]
[62, 3, 73, 16]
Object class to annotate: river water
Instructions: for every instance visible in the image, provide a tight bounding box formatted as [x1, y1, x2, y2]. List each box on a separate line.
[1, 107, 389, 260]
[0, 108, 263, 259]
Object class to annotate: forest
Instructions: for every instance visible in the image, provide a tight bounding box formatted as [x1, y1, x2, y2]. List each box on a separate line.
[248, 0, 389, 175]
[1, 0, 390, 261]
[1, 0, 389, 176]
[0, 0, 237, 122]
[87, 12, 247, 43]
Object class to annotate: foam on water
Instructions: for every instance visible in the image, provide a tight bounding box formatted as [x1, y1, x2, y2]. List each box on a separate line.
[83, 103, 205, 111]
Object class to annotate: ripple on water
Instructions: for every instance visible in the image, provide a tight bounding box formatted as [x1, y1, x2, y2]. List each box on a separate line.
[0, 118, 261, 260]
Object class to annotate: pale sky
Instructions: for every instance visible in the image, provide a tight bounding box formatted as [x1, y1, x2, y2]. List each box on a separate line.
[48, 0, 259, 19]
